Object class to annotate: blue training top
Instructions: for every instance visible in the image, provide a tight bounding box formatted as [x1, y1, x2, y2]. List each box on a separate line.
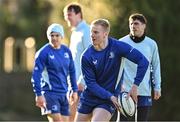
[81, 37, 149, 103]
[31, 43, 78, 96]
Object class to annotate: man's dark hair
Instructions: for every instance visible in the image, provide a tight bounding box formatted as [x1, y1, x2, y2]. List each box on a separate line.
[129, 13, 147, 24]
[64, 3, 83, 19]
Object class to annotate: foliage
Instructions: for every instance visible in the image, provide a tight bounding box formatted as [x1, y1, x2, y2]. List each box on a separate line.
[0, 0, 180, 120]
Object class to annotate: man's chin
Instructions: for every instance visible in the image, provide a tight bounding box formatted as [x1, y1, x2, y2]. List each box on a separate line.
[92, 42, 97, 45]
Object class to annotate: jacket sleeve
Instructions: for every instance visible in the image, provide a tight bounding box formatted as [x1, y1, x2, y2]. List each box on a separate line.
[116, 41, 149, 86]
[31, 51, 46, 96]
[125, 48, 149, 86]
[69, 51, 78, 92]
[151, 42, 161, 92]
[77, 26, 91, 85]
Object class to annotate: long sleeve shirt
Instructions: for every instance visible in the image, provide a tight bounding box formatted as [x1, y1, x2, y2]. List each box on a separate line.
[119, 35, 161, 96]
[31, 43, 78, 96]
[81, 37, 149, 103]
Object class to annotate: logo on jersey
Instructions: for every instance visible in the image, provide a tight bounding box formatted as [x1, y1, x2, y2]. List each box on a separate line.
[148, 98, 152, 103]
[49, 55, 55, 59]
[64, 52, 69, 58]
[52, 105, 58, 111]
[92, 59, 97, 65]
[34, 66, 38, 70]
[109, 52, 115, 58]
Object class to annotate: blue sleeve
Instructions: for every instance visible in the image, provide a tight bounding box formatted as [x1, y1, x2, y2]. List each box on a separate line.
[68, 50, 78, 92]
[151, 43, 161, 92]
[77, 26, 91, 85]
[81, 55, 113, 100]
[82, 26, 91, 49]
[31, 51, 46, 96]
[115, 41, 149, 86]
[125, 48, 149, 86]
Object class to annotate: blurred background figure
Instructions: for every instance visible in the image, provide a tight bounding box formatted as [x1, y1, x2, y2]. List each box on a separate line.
[63, 2, 91, 121]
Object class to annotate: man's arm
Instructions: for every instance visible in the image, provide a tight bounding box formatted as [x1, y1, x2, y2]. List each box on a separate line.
[69, 51, 78, 93]
[31, 51, 46, 108]
[125, 48, 149, 86]
[151, 42, 161, 100]
[77, 24, 91, 86]
[125, 48, 149, 102]
[31, 52, 46, 96]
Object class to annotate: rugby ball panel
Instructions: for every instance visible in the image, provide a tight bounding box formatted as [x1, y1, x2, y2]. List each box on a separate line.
[118, 92, 136, 117]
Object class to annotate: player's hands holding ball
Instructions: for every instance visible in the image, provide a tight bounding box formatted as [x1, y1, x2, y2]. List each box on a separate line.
[110, 95, 121, 112]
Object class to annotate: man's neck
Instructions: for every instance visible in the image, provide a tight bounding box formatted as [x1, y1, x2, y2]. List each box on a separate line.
[94, 38, 109, 51]
[71, 19, 82, 29]
[129, 33, 145, 43]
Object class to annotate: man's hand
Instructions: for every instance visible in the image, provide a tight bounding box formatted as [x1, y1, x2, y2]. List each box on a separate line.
[35, 95, 46, 108]
[154, 90, 161, 100]
[110, 96, 121, 112]
[128, 84, 138, 103]
[69, 92, 78, 105]
[78, 83, 85, 91]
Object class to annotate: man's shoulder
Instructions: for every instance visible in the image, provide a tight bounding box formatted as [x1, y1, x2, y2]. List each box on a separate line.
[145, 36, 156, 42]
[144, 36, 158, 46]
[73, 21, 90, 37]
[61, 44, 72, 53]
[77, 20, 90, 30]
[35, 43, 50, 58]
[119, 35, 129, 41]
[108, 37, 120, 43]
[109, 36, 130, 46]
[61, 44, 69, 49]
[82, 45, 93, 56]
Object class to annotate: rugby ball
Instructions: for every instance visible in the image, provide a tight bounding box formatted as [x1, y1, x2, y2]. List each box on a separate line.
[118, 92, 136, 117]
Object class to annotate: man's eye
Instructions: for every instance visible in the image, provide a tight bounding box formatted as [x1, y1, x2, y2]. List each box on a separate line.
[51, 34, 59, 37]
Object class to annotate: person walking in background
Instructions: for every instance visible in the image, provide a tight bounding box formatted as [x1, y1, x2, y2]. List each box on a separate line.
[31, 23, 78, 122]
[119, 13, 161, 121]
[75, 18, 149, 121]
[63, 2, 91, 121]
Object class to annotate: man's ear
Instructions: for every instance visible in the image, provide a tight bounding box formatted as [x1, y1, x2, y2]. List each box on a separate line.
[104, 31, 109, 38]
[77, 12, 81, 18]
[143, 23, 146, 30]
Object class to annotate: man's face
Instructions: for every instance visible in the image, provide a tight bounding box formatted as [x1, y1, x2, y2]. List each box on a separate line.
[90, 24, 107, 46]
[129, 19, 146, 37]
[49, 32, 62, 48]
[64, 10, 80, 27]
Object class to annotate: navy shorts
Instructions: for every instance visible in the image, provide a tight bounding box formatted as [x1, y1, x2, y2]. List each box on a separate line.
[77, 98, 116, 115]
[41, 93, 69, 116]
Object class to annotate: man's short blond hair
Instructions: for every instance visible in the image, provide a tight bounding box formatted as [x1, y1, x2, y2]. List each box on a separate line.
[91, 19, 110, 33]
